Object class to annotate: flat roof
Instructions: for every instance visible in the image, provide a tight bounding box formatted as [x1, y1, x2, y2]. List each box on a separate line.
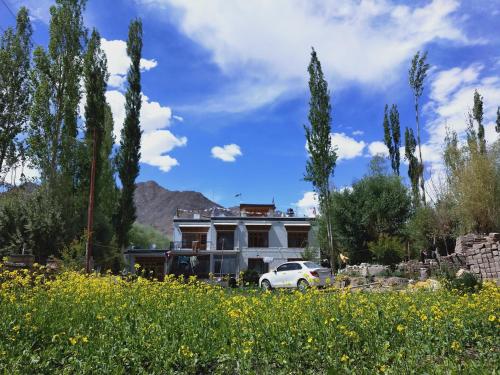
[174, 217, 313, 222]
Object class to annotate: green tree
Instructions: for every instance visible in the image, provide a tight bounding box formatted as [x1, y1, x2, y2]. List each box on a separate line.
[496, 106, 500, 134]
[82, 29, 108, 271]
[304, 48, 337, 270]
[473, 90, 486, 154]
[128, 223, 169, 249]
[404, 127, 421, 206]
[331, 161, 411, 264]
[0, 7, 32, 181]
[115, 19, 143, 250]
[27, 0, 87, 190]
[409, 51, 429, 205]
[383, 104, 401, 175]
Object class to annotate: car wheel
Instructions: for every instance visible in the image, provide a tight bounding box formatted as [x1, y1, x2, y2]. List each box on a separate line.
[261, 279, 272, 291]
[297, 279, 309, 291]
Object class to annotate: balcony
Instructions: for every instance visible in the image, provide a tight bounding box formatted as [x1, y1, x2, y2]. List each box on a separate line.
[169, 241, 238, 252]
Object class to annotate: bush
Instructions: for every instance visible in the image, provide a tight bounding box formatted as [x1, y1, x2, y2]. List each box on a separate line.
[128, 222, 169, 249]
[241, 269, 259, 285]
[368, 235, 405, 266]
[445, 272, 482, 294]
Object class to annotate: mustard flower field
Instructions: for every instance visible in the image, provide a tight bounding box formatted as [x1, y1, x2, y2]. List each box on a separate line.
[0, 267, 498, 374]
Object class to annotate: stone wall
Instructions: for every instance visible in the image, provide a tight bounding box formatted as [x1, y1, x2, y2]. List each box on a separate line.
[441, 233, 500, 280]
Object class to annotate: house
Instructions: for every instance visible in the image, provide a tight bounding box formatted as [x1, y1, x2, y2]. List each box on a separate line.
[125, 203, 316, 280]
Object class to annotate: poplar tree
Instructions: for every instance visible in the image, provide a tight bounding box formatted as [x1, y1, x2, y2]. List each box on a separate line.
[383, 104, 401, 175]
[28, 0, 87, 189]
[473, 90, 486, 154]
[0, 7, 32, 180]
[116, 19, 143, 250]
[409, 51, 429, 205]
[83, 29, 108, 271]
[496, 106, 500, 134]
[405, 127, 420, 206]
[304, 48, 337, 270]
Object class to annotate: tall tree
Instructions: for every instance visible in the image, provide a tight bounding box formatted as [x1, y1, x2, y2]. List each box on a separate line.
[383, 104, 401, 175]
[0, 7, 32, 181]
[409, 51, 429, 205]
[389, 105, 401, 176]
[405, 127, 420, 207]
[304, 48, 337, 270]
[496, 106, 500, 134]
[473, 90, 486, 154]
[382, 105, 393, 166]
[115, 19, 143, 251]
[27, 0, 87, 188]
[83, 29, 108, 272]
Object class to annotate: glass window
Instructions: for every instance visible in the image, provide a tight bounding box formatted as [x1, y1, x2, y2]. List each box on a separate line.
[304, 262, 321, 269]
[248, 231, 269, 248]
[214, 255, 237, 275]
[287, 232, 308, 248]
[181, 233, 207, 250]
[248, 258, 269, 274]
[277, 263, 290, 272]
[217, 231, 234, 250]
[288, 263, 302, 270]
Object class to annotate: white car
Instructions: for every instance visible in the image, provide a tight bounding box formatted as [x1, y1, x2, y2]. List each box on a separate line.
[259, 261, 332, 291]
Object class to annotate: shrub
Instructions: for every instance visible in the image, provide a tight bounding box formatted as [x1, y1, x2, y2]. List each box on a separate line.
[368, 235, 405, 266]
[445, 272, 482, 294]
[241, 269, 259, 285]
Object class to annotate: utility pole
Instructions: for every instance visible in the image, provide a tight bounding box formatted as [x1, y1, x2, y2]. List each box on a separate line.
[85, 127, 98, 273]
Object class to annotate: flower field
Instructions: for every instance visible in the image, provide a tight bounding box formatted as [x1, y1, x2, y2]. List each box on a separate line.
[0, 268, 499, 374]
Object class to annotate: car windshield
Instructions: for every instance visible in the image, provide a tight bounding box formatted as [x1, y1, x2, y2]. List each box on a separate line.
[303, 262, 321, 269]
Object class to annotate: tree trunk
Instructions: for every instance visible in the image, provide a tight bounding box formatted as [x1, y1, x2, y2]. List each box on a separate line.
[415, 98, 426, 205]
[85, 127, 97, 273]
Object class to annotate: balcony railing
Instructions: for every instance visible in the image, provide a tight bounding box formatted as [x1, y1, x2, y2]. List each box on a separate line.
[169, 241, 237, 251]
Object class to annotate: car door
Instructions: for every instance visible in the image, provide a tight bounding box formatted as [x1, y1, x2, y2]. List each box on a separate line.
[274, 263, 291, 287]
[286, 263, 303, 287]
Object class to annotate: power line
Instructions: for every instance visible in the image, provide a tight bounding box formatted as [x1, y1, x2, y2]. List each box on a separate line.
[0, 0, 17, 20]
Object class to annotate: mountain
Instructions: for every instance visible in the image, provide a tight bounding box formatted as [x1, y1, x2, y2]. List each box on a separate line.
[134, 181, 222, 236]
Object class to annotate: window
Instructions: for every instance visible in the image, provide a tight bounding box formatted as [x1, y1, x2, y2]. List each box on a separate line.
[248, 231, 269, 248]
[287, 232, 308, 248]
[181, 233, 207, 250]
[217, 231, 234, 250]
[214, 255, 237, 275]
[276, 263, 290, 272]
[248, 258, 269, 274]
[303, 262, 321, 269]
[277, 263, 302, 272]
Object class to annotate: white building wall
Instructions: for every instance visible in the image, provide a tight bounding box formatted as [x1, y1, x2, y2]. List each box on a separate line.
[173, 218, 314, 273]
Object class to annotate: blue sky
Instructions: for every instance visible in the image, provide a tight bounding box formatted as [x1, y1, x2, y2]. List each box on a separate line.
[2, 0, 500, 214]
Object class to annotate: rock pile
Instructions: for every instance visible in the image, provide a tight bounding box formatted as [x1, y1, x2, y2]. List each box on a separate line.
[442, 233, 500, 280]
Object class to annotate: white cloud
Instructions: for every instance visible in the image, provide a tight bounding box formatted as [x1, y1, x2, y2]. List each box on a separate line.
[106, 90, 186, 172]
[331, 133, 366, 161]
[138, 0, 471, 111]
[424, 64, 500, 170]
[367, 141, 389, 157]
[352, 130, 364, 136]
[102, 38, 158, 89]
[293, 191, 318, 217]
[211, 144, 242, 162]
[142, 130, 187, 172]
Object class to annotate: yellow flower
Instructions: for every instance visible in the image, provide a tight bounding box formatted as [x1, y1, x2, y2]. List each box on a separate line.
[420, 314, 427, 321]
[396, 324, 405, 333]
[451, 341, 460, 351]
[82, 336, 88, 343]
[307, 337, 313, 343]
[488, 315, 496, 322]
[69, 337, 77, 345]
[340, 354, 349, 363]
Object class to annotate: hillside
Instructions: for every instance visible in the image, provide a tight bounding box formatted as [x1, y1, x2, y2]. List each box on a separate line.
[134, 181, 221, 236]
